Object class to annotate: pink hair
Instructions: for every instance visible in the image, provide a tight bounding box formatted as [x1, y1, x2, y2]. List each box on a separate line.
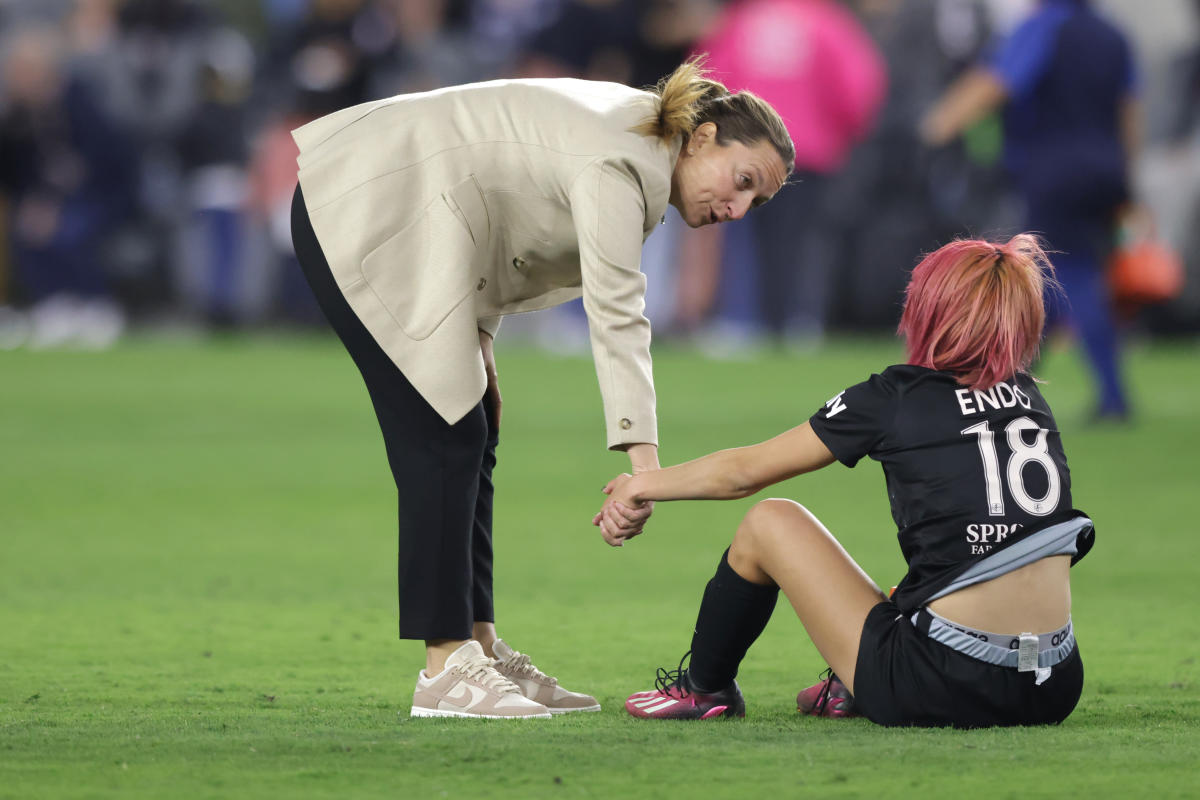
[898, 234, 1055, 391]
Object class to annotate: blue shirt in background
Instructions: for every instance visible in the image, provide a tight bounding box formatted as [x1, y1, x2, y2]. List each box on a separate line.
[985, 0, 1136, 242]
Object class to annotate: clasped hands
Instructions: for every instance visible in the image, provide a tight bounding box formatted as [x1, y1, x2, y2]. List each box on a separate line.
[592, 473, 654, 547]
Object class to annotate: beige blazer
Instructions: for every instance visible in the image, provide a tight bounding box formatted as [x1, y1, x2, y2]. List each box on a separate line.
[293, 78, 681, 449]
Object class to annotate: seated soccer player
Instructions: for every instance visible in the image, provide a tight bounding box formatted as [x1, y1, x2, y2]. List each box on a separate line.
[595, 235, 1094, 728]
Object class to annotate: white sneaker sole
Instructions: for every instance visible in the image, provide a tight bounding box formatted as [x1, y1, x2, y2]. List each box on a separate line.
[547, 703, 601, 715]
[409, 706, 552, 719]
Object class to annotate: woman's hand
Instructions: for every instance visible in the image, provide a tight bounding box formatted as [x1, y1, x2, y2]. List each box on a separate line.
[479, 330, 501, 432]
[593, 473, 654, 547]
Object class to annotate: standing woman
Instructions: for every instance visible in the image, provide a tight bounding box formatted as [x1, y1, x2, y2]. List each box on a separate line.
[289, 59, 794, 719]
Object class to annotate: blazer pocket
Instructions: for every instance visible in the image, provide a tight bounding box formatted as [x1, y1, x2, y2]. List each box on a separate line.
[359, 176, 489, 341]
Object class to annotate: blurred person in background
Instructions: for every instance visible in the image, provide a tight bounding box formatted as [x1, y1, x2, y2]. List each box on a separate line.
[253, 0, 398, 322]
[467, 0, 564, 77]
[94, 0, 225, 314]
[263, 0, 314, 28]
[259, 0, 392, 120]
[245, 103, 313, 326]
[65, 0, 119, 69]
[698, 0, 885, 349]
[0, 0, 76, 29]
[922, 0, 1140, 422]
[369, 0, 483, 95]
[515, 0, 686, 86]
[833, 0, 1006, 330]
[174, 27, 259, 328]
[289, 59, 794, 718]
[0, 23, 137, 348]
[1137, 0, 1200, 332]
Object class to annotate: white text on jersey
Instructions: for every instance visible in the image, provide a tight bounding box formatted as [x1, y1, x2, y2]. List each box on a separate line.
[955, 381, 1032, 416]
[825, 391, 848, 418]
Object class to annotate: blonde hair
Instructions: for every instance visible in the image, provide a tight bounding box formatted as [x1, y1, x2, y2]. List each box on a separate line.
[635, 56, 795, 174]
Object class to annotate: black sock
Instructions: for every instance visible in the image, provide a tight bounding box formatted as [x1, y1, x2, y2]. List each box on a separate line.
[686, 549, 779, 693]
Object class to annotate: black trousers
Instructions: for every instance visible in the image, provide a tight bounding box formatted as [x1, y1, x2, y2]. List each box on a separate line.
[290, 184, 497, 640]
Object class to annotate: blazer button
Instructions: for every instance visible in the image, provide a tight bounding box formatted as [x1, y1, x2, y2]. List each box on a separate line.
[476, 278, 487, 291]
[512, 256, 526, 270]
[619, 418, 632, 430]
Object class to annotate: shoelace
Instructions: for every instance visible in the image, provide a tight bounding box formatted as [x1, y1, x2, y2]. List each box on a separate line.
[496, 650, 556, 685]
[653, 650, 692, 697]
[456, 656, 522, 694]
[812, 667, 835, 714]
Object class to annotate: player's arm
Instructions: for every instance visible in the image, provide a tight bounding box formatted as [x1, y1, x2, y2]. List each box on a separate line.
[599, 420, 826, 510]
[595, 424, 835, 545]
[921, 11, 1063, 148]
[919, 68, 1008, 147]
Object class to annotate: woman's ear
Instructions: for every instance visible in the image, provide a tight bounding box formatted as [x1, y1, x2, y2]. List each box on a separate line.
[689, 121, 717, 153]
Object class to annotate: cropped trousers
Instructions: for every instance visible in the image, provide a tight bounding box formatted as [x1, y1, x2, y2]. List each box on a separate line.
[290, 184, 497, 640]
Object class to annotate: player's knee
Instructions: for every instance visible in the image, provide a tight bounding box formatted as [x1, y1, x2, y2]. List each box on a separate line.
[734, 498, 807, 553]
[749, 497, 808, 528]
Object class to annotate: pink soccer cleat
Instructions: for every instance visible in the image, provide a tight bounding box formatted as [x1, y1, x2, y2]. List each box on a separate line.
[796, 668, 860, 718]
[625, 653, 745, 720]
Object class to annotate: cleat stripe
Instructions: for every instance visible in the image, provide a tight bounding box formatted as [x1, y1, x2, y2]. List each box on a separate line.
[641, 699, 677, 714]
[631, 696, 665, 708]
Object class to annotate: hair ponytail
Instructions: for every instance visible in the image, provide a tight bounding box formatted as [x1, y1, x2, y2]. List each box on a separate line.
[635, 56, 796, 174]
[634, 56, 729, 141]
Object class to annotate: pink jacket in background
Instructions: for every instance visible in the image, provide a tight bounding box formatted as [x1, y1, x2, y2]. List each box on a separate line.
[696, 0, 887, 173]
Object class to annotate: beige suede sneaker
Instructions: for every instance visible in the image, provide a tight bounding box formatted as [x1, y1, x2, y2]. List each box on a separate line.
[411, 640, 552, 719]
[492, 639, 601, 714]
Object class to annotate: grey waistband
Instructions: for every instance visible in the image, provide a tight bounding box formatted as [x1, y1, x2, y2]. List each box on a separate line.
[913, 607, 1075, 669]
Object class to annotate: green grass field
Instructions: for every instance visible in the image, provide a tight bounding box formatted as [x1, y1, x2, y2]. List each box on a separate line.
[2, 334, 1197, 798]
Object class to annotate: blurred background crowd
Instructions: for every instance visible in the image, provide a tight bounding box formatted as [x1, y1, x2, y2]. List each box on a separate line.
[0, 0, 1197, 357]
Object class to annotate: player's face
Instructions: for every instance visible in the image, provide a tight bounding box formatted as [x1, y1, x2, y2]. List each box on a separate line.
[669, 123, 787, 228]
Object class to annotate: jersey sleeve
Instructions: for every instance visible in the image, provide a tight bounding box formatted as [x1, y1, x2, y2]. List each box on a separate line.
[808, 372, 897, 467]
[986, 7, 1071, 100]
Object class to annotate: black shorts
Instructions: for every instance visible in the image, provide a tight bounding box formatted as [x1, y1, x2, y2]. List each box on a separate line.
[851, 601, 1084, 728]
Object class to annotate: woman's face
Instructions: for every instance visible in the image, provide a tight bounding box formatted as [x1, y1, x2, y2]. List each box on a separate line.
[669, 122, 787, 228]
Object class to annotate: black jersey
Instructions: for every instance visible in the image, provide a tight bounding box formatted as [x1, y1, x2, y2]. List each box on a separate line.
[808, 365, 1093, 614]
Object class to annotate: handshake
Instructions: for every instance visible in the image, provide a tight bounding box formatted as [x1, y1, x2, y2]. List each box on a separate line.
[591, 473, 654, 547]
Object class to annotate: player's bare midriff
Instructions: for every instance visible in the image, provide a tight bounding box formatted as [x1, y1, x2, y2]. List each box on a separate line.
[927, 554, 1072, 635]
